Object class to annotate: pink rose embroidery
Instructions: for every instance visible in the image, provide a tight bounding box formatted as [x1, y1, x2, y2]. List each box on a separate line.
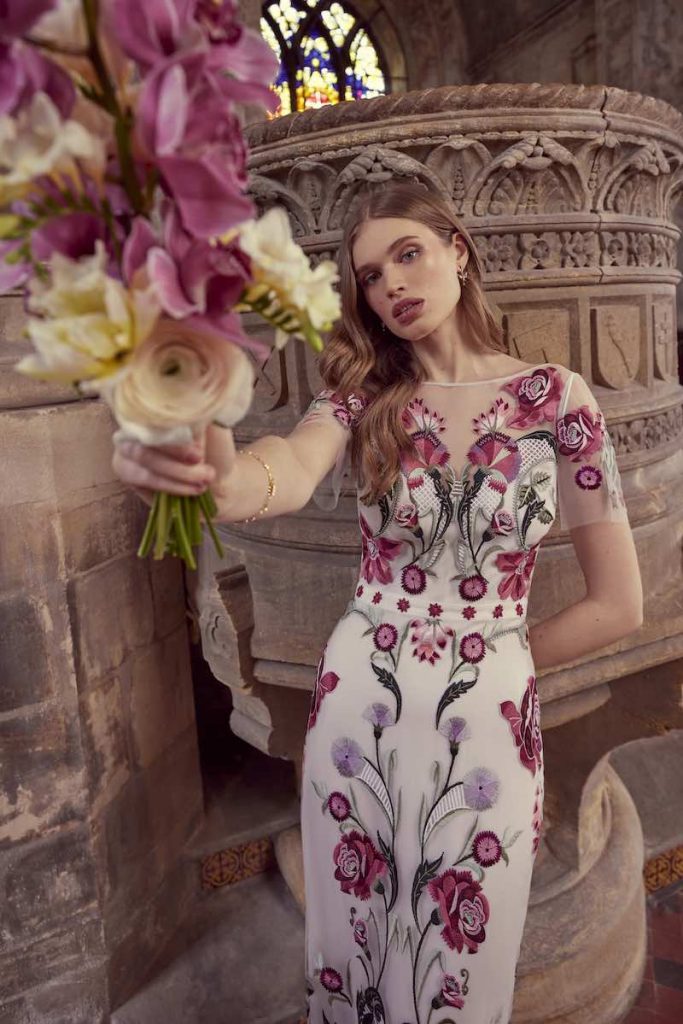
[333, 830, 387, 900]
[359, 513, 403, 584]
[427, 868, 490, 954]
[495, 544, 539, 601]
[503, 367, 564, 428]
[557, 405, 604, 462]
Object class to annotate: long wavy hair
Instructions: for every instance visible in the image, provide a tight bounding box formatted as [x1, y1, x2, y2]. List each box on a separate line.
[317, 179, 506, 505]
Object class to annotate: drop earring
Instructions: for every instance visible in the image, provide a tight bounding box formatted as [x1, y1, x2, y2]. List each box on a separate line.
[457, 266, 469, 285]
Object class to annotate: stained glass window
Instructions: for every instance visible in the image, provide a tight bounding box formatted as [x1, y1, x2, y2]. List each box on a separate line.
[261, 0, 388, 118]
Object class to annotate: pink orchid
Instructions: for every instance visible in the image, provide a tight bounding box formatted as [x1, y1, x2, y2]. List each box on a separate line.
[122, 210, 267, 357]
[0, 0, 57, 38]
[135, 51, 256, 235]
[111, 0, 279, 99]
[0, 38, 74, 118]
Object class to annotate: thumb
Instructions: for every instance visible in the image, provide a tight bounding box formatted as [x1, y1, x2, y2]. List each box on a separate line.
[204, 422, 237, 482]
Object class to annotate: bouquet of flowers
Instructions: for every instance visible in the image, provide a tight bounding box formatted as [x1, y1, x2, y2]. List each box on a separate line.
[1, 0, 341, 568]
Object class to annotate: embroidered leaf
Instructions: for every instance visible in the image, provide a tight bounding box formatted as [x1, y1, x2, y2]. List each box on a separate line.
[532, 470, 551, 488]
[358, 757, 393, 826]
[435, 674, 478, 728]
[323, 1013, 332, 1024]
[537, 507, 554, 524]
[506, 828, 523, 848]
[501, 847, 510, 866]
[423, 782, 467, 842]
[371, 662, 402, 722]
[312, 780, 328, 802]
[411, 852, 444, 923]
[377, 829, 398, 912]
[394, 786, 401, 834]
[418, 949, 443, 1004]
[457, 814, 480, 863]
[362, 625, 375, 637]
[417, 793, 426, 845]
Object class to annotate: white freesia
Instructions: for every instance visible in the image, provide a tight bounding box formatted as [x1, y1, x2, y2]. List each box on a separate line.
[32, 0, 88, 48]
[237, 206, 310, 289]
[0, 91, 105, 203]
[17, 241, 161, 383]
[106, 320, 255, 446]
[235, 206, 341, 350]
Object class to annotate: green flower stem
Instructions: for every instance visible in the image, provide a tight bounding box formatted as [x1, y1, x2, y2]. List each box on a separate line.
[153, 492, 170, 559]
[137, 493, 159, 557]
[138, 491, 224, 568]
[170, 497, 196, 570]
[197, 491, 225, 558]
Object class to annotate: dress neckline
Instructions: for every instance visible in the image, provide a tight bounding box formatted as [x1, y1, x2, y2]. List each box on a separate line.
[421, 363, 546, 386]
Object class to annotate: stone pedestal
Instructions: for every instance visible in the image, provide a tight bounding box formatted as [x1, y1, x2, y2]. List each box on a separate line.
[191, 83, 683, 1023]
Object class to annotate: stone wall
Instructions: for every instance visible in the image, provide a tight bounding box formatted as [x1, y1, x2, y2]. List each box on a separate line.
[0, 293, 204, 1020]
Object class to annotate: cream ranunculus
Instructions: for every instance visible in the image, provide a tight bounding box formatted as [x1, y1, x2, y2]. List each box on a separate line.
[17, 241, 161, 384]
[0, 91, 105, 204]
[108, 320, 255, 446]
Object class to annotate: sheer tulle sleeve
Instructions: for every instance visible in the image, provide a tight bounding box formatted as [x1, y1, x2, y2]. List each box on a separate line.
[554, 371, 629, 530]
[297, 387, 367, 510]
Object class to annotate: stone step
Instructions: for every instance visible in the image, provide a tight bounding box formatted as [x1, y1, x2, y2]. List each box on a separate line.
[610, 728, 683, 860]
[187, 742, 300, 861]
[111, 870, 306, 1024]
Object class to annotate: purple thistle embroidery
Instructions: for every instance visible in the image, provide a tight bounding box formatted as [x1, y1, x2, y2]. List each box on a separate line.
[327, 791, 351, 821]
[331, 737, 365, 777]
[438, 715, 471, 746]
[362, 702, 396, 730]
[472, 829, 503, 866]
[320, 966, 343, 992]
[463, 766, 500, 810]
[575, 464, 602, 490]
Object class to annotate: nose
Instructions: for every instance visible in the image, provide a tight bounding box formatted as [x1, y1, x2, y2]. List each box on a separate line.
[384, 264, 406, 298]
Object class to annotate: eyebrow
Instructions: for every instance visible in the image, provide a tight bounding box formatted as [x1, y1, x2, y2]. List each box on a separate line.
[354, 235, 420, 278]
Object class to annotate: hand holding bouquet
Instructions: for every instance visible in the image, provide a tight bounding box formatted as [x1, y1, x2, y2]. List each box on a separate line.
[2, 0, 341, 568]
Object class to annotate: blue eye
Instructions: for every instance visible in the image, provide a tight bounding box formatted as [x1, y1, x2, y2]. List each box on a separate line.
[401, 247, 419, 262]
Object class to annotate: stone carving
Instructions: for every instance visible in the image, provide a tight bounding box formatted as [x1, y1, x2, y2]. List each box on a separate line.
[653, 301, 678, 380]
[592, 306, 642, 389]
[503, 309, 572, 367]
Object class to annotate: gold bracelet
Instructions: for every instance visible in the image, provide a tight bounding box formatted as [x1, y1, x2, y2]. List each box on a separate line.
[239, 449, 276, 523]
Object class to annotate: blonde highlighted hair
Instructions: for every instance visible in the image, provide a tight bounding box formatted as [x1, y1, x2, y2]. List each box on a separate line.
[317, 180, 506, 505]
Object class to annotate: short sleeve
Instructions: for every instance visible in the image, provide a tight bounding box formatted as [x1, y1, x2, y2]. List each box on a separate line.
[555, 371, 629, 530]
[297, 387, 367, 510]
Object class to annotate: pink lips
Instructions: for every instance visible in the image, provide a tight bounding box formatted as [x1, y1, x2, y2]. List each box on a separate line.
[393, 299, 424, 324]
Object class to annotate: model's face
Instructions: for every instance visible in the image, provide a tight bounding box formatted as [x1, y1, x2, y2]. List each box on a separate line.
[351, 217, 468, 338]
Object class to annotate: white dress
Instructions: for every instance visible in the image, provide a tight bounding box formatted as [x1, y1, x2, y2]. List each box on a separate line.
[297, 363, 629, 1024]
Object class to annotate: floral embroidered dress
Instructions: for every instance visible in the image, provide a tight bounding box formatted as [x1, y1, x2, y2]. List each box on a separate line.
[296, 363, 629, 1024]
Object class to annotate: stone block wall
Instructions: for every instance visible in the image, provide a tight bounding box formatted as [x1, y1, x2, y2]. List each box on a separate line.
[0, 297, 204, 1021]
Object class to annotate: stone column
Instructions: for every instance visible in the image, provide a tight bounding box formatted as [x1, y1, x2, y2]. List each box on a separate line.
[0, 292, 204, 1020]
[191, 83, 683, 1023]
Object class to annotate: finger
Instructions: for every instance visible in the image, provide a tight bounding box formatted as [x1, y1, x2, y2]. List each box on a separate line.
[118, 458, 215, 496]
[113, 435, 205, 465]
[205, 423, 236, 481]
[116, 440, 215, 486]
[112, 450, 214, 496]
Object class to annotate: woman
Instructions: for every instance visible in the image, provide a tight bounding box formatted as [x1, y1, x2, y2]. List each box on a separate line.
[113, 181, 643, 1023]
